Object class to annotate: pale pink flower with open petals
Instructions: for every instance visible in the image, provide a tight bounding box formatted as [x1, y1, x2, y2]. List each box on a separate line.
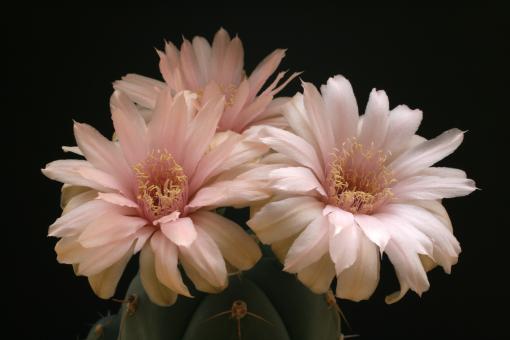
[114, 28, 298, 132]
[42, 90, 265, 306]
[247, 76, 476, 303]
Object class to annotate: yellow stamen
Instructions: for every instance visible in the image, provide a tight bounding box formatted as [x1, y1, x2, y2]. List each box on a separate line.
[133, 150, 187, 219]
[327, 139, 395, 214]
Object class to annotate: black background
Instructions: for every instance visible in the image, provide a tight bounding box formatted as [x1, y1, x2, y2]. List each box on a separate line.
[11, 6, 508, 340]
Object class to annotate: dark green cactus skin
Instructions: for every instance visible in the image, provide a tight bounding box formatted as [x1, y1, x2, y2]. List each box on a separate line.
[85, 314, 120, 340]
[86, 257, 340, 340]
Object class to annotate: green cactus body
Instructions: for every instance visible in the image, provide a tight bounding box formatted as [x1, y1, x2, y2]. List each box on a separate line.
[87, 257, 341, 340]
[86, 314, 120, 340]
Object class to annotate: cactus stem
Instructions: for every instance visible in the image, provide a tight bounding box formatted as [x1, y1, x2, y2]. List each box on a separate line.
[325, 289, 351, 334]
[204, 299, 273, 340]
[112, 295, 138, 316]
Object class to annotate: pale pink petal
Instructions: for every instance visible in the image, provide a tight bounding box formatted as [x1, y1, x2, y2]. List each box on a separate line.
[248, 49, 286, 99]
[42, 160, 115, 193]
[61, 188, 96, 213]
[384, 236, 430, 304]
[377, 212, 434, 257]
[139, 244, 178, 306]
[302, 81, 335, 166]
[188, 132, 242, 195]
[284, 215, 330, 273]
[78, 167, 128, 195]
[259, 126, 324, 181]
[358, 89, 390, 148]
[62, 145, 83, 155]
[320, 75, 359, 144]
[328, 222, 360, 274]
[182, 98, 225, 175]
[192, 36, 212, 81]
[271, 235, 297, 263]
[110, 91, 149, 167]
[255, 96, 291, 121]
[73, 122, 131, 186]
[382, 105, 422, 153]
[392, 175, 476, 200]
[160, 217, 197, 247]
[254, 116, 288, 129]
[76, 237, 136, 276]
[49, 199, 128, 237]
[210, 28, 231, 82]
[220, 79, 250, 130]
[180, 39, 203, 89]
[283, 93, 316, 147]
[323, 205, 354, 236]
[180, 256, 221, 293]
[164, 40, 181, 67]
[191, 211, 261, 270]
[211, 135, 269, 177]
[354, 214, 391, 251]
[381, 203, 460, 273]
[269, 166, 326, 196]
[418, 166, 467, 178]
[390, 128, 464, 179]
[336, 233, 379, 301]
[150, 231, 191, 297]
[54, 236, 87, 264]
[179, 226, 227, 290]
[234, 93, 273, 132]
[297, 254, 336, 294]
[113, 73, 165, 110]
[247, 196, 324, 244]
[221, 36, 244, 85]
[153, 211, 181, 226]
[187, 179, 270, 210]
[96, 192, 138, 208]
[88, 243, 134, 299]
[79, 214, 147, 248]
[147, 90, 189, 162]
[411, 200, 452, 231]
[133, 226, 156, 253]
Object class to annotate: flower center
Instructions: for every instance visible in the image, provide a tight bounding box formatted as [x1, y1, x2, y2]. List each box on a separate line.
[133, 150, 188, 221]
[326, 139, 395, 214]
[218, 83, 237, 107]
[197, 83, 237, 108]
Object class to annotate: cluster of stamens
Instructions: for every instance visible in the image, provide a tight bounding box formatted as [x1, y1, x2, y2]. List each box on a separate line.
[326, 139, 395, 214]
[133, 150, 187, 221]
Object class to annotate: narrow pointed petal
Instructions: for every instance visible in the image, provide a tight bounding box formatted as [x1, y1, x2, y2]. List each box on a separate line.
[391, 175, 476, 200]
[354, 214, 391, 251]
[88, 243, 134, 299]
[320, 75, 359, 144]
[178, 226, 227, 290]
[79, 214, 147, 248]
[297, 254, 336, 294]
[110, 91, 149, 167]
[191, 211, 261, 270]
[139, 244, 178, 306]
[248, 49, 286, 99]
[247, 197, 324, 244]
[328, 222, 360, 275]
[150, 231, 191, 297]
[160, 217, 197, 247]
[73, 122, 132, 189]
[302, 81, 335, 165]
[113, 73, 165, 110]
[358, 89, 390, 148]
[259, 126, 324, 181]
[390, 129, 464, 179]
[284, 215, 330, 273]
[336, 233, 379, 301]
[383, 105, 422, 153]
[182, 98, 225, 175]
